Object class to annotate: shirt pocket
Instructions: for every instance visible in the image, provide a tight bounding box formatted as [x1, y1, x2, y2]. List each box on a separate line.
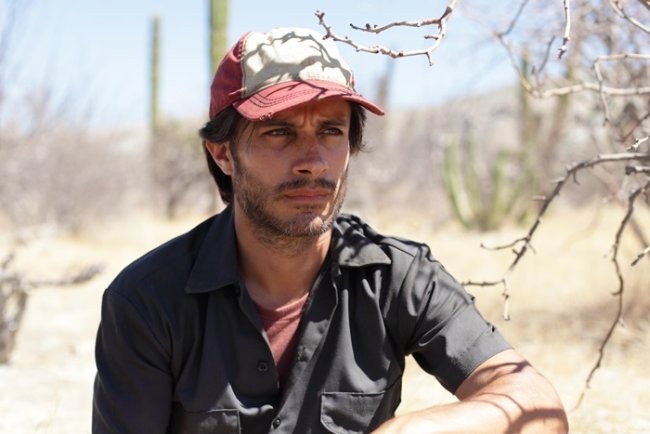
[320, 390, 388, 434]
[173, 409, 240, 434]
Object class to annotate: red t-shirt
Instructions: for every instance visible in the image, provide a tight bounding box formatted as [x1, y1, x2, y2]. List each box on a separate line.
[254, 291, 309, 388]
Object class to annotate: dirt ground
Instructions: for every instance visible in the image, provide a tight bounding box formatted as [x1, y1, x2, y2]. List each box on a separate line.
[1, 207, 649, 433]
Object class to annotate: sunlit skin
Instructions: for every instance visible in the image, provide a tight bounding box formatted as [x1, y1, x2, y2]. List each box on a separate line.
[230, 98, 351, 242]
[205, 98, 352, 310]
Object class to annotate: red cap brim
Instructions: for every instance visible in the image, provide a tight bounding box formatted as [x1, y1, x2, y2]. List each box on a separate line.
[233, 80, 384, 120]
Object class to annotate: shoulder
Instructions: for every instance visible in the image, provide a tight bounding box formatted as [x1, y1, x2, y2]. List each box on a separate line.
[333, 213, 436, 269]
[333, 213, 466, 310]
[106, 215, 217, 303]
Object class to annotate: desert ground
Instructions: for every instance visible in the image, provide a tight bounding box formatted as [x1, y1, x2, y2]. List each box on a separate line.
[1, 205, 648, 433]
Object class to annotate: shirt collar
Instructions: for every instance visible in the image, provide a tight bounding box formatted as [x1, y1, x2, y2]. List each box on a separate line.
[186, 206, 240, 294]
[185, 209, 392, 294]
[331, 214, 392, 267]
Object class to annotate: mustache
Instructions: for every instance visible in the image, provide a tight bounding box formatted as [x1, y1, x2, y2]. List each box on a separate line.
[274, 178, 337, 194]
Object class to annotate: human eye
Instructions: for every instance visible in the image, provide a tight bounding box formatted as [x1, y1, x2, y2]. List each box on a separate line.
[264, 127, 292, 137]
[320, 126, 345, 136]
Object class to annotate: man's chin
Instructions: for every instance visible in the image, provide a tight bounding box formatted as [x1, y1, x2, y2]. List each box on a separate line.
[285, 213, 335, 237]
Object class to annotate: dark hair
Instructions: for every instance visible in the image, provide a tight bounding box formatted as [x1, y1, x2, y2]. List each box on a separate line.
[199, 102, 367, 205]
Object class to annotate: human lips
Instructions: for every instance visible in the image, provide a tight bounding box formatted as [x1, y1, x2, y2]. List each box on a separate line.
[283, 187, 332, 202]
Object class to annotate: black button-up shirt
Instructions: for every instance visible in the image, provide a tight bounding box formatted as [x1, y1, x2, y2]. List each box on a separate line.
[92, 207, 509, 433]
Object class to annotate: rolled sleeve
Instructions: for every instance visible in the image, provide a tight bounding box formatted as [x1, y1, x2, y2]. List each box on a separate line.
[92, 288, 172, 433]
[395, 247, 510, 393]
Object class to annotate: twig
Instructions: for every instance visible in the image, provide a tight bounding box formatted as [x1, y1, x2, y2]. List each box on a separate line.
[631, 245, 650, 266]
[25, 264, 104, 287]
[625, 165, 650, 174]
[497, 0, 532, 38]
[496, 31, 650, 99]
[593, 54, 650, 125]
[1, 253, 14, 270]
[610, 0, 650, 34]
[461, 276, 514, 319]
[315, 3, 458, 66]
[558, 0, 572, 59]
[348, 5, 454, 34]
[627, 135, 650, 152]
[534, 37, 557, 79]
[593, 56, 613, 125]
[528, 77, 650, 99]
[622, 112, 650, 144]
[573, 179, 650, 409]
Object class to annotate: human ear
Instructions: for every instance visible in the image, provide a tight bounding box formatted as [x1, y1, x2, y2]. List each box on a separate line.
[204, 140, 234, 175]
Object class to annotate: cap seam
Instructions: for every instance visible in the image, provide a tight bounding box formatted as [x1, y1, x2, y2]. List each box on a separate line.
[237, 33, 251, 101]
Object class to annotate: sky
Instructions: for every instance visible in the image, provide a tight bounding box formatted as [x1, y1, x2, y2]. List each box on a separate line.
[4, 0, 516, 128]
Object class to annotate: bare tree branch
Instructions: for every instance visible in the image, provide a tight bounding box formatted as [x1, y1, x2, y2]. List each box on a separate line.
[593, 53, 650, 124]
[315, 2, 458, 66]
[631, 245, 650, 265]
[499, 35, 650, 99]
[625, 165, 650, 174]
[497, 0, 532, 38]
[1, 244, 103, 363]
[23, 264, 104, 288]
[464, 147, 650, 319]
[573, 179, 650, 409]
[558, 0, 572, 59]
[610, 0, 650, 34]
[628, 135, 650, 152]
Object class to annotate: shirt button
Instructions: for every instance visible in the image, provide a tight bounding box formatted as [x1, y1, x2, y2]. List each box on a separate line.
[272, 417, 281, 428]
[257, 360, 269, 372]
[296, 346, 307, 362]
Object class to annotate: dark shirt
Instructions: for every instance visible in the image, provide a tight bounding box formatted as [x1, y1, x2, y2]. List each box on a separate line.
[92, 207, 509, 433]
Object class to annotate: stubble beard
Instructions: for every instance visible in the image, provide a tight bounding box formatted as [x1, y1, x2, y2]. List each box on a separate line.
[232, 163, 348, 254]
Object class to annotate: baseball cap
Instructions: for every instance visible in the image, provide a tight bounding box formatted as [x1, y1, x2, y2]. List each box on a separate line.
[209, 27, 384, 120]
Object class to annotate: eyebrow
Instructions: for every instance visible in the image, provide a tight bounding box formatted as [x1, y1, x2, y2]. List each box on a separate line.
[256, 117, 350, 128]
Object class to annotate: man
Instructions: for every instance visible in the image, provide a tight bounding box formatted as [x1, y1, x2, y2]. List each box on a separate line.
[93, 27, 568, 433]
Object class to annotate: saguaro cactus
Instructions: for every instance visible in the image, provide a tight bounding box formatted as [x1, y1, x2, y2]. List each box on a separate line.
[150, 15, 161, 136]
[209, 0, 228, 76]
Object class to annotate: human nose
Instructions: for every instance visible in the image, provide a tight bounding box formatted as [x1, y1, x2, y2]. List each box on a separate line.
[292, 138, 328, 177]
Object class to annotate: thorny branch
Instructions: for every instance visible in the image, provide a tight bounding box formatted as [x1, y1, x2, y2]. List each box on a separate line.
[463, 148, 650, 317]
[315, 0, 458, 66]
[573, 179, 650, 409]
[463, 148, 649, 406]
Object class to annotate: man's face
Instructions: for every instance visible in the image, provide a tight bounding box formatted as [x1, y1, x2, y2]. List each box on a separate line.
[230, 98, 352, 240]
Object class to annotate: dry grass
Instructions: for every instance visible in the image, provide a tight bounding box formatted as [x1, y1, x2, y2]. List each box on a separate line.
[1, 205, 648, 433]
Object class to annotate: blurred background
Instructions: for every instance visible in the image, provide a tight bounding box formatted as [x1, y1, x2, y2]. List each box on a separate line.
[1, 1, 649, 433]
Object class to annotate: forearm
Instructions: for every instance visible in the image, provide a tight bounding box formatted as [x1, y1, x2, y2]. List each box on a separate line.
[373, 350, 568, 434]
[373, 381, 567, 434]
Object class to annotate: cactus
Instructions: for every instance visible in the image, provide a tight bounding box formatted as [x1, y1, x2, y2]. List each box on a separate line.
[441, 136, 519, 231]
[209, 0, 228, 76]
[150, 15, 161, 136]
[440, 51, 565, 232]
[441, 138, 473, 228]
[513, 50, 540, 224]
